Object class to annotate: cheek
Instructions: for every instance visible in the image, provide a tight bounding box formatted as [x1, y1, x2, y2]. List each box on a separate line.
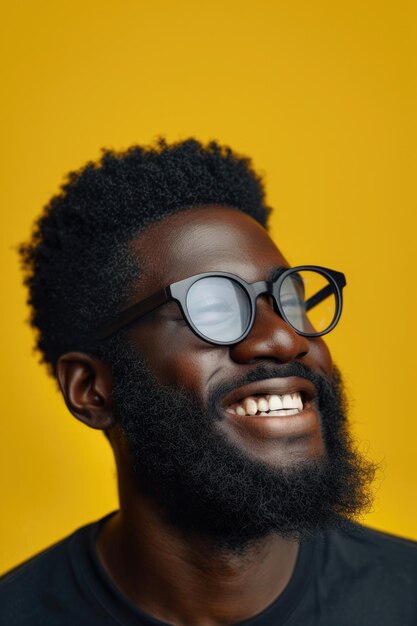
[307, 337, 334, 378]
[129, 320, 226, 398]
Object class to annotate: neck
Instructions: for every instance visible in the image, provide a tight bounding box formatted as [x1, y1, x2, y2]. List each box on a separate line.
[96, 473, 300, 626]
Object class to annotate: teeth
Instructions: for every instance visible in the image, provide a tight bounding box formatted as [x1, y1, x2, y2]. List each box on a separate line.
[257, 397, 269, 412]
[228, 391, 304, 416]
[260, 409, 300, 417]
[243, 397, 258, 416]
[268, 395, 283, 410]
[282, 394, 293, 409]
[294, 393, 303, 411]
[279, 408, 299, 416]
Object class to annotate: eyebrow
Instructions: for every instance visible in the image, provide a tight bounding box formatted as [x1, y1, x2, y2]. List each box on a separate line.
[266, 265, 288, 282]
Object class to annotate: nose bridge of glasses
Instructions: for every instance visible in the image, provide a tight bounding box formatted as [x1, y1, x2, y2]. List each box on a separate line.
[249, 280, 284, 328]
[250, 279, 280, 310]
[251, 280, 273, 299]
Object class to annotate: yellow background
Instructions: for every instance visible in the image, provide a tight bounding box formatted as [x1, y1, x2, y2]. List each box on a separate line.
[1, 1, 416, 573]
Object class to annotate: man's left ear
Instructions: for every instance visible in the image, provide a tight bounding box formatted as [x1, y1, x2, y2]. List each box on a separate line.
[56, 352, 114, 430]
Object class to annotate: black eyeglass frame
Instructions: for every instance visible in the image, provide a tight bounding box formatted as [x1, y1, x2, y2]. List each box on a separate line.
[96, 265, 346, 344]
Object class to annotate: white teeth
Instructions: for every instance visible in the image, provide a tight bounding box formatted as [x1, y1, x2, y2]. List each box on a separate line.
[261, 409, 300, 417]
[228, 391, 303, 416]
[294, 393, 303, 411]
[257, 397, 269, 412]
[268, 395, 283, 410]
[282, 394, 293, 408]
[278, 408, 300, 416]
[243, 397, 258, 416]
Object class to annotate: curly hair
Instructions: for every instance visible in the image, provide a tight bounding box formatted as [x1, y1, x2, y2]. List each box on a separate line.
[19, 138, 271, 377]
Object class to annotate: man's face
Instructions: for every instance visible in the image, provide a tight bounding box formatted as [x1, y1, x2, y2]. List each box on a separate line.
[108, 206, 373, 550]
[126, 206, 333, 465]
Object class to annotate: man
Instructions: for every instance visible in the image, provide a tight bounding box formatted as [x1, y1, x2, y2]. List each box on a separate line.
[1, 139, 416, 625]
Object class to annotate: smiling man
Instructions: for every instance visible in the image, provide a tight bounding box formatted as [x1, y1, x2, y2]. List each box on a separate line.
[1, 139, 416, 625]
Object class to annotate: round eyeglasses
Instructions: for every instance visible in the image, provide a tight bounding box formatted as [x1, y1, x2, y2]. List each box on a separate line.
[96, 265, 346, 345]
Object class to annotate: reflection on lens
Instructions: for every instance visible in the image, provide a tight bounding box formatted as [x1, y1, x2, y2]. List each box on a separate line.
[279, 270, 337, 334]
[186, 277, 251, 342]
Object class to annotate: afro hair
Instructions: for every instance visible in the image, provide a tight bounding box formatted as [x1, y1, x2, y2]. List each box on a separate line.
[19, 138, 271, 376]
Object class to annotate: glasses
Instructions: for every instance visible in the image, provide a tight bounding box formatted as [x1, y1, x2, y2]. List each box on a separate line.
[96, 265, 346, 345]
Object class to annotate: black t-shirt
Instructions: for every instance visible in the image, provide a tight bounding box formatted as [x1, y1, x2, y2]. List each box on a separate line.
[1, 512, 417, 625]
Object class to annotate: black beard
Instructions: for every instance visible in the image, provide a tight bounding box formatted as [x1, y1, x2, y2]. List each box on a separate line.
[107, 340, 376, 554]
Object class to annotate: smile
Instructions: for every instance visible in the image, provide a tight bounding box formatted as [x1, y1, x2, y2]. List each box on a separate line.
[221, 377, 317, 416]
[220, 377, 320, 439]
[225, 391, 304, 417]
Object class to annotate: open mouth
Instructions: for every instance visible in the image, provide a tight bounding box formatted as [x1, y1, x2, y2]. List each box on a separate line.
[225, 391, 306, 417]
[221, 377, 317, 419]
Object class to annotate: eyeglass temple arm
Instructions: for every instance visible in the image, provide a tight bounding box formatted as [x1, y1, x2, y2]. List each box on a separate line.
[96, 288, 169, 340]
[305, 284, 334, 312]
[305, 271, 346, 311]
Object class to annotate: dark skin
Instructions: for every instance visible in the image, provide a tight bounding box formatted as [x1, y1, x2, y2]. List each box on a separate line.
[57, 206, 334, 626]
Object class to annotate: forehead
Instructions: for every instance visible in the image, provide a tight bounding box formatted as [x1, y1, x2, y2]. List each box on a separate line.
[130, 206, 289, 293]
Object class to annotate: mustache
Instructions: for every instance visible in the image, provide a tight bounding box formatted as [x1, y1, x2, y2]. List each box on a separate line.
[206, 361, 334, 415]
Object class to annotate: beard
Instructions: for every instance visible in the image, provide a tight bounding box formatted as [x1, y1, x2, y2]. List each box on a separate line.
[107, 339, 376, 554]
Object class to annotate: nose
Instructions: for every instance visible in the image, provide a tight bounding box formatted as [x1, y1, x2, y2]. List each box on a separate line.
[229, 297, 310, 364]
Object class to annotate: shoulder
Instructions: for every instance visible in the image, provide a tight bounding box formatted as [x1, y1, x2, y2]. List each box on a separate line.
[318, 523, 417, 607]
[302, 523, 417, 624]
[326, 522, 417, 568]
[0, 519, 99, 625]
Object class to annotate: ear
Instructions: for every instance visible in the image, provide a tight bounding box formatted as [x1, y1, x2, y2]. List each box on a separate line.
[56, 352, 114, 430]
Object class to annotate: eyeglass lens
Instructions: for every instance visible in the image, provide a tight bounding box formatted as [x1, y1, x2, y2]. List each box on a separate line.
[186, 277, 251, 342]
[186, 270, 338, 343]
[279, 270, 337, 334]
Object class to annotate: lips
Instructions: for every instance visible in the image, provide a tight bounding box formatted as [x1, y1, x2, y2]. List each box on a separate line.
[218, 376, 321, 441]
[221, 377, 317, 417]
